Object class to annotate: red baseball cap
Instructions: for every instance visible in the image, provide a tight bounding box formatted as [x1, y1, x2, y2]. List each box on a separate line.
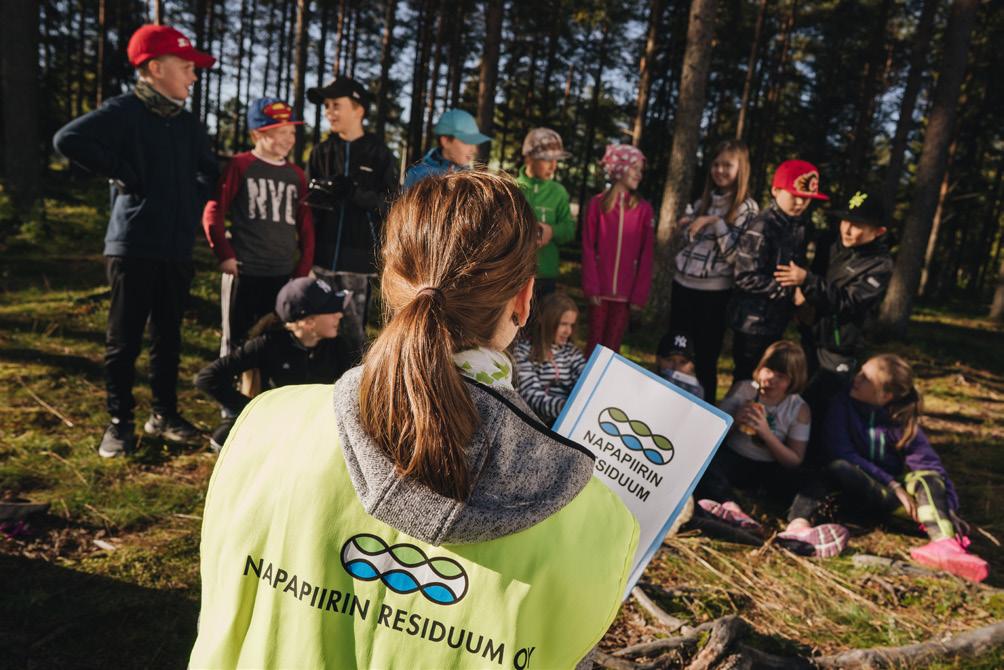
[772, 159, 829, 201]
[127, 25, 216, 68]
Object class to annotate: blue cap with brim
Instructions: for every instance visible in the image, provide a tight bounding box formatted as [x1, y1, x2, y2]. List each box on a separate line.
[433, 109, 491, 145]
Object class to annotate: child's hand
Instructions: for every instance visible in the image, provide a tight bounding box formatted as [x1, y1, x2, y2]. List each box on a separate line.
[738, 402, 769, 435]
[774, 261, 807, 287]
[220, 258, 239, 276]
[793, 287, 806, 306]
[687, 215, 717, 239]
[891, 482, 918, 521]
[538, 222, 554, 247]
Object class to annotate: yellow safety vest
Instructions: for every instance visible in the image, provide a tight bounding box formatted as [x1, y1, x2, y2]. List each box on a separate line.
[190, 384, 639, 669]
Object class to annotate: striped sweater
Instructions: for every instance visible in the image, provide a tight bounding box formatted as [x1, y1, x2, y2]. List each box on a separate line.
[674, 193, 759, 291]
[513, 339, 587, 426]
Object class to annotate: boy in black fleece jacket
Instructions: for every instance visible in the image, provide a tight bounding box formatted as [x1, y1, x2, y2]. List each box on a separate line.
[53, 25, 218, 458]
[774, 188, 893, 459]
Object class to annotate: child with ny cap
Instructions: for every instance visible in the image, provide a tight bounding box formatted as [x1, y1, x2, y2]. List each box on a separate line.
[402, 109, 491, 190]
[730, 159, 829, 383]
[202, 97, 315, 361]
[655, 331, 705, 400]
[195, 276, 352, 451]
[53, 24, 218, 458]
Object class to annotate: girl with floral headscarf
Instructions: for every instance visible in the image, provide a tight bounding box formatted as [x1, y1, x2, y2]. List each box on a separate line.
[581, 144, 654, 356]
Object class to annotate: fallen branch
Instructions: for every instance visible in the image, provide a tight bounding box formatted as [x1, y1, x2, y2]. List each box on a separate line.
[613, 620, 720, 659]
[814, 620, 1004, 668]
[685, 616, 746, 670]
[15, 375, 74, 427]
[852, 553, 1003, 593]
[632, 586, 688, 633]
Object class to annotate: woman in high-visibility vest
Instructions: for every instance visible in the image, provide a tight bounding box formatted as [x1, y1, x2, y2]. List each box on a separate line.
[190, 171, 639, 669]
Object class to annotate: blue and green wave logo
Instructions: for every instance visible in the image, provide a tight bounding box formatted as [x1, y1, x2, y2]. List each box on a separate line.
[598, 407, 675, 466]
[340, 533, 469, 605]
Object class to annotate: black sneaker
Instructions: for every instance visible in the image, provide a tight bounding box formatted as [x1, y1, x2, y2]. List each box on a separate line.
[144, 412, 203, 444]
[99, 419, 136, 458]
[209, 418, 235, 453]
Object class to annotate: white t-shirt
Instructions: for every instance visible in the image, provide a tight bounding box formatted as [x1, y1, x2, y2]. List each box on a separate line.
[719, 381, 811, 462]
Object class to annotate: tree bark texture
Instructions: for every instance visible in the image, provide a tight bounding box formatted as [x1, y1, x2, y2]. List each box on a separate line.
[375, 0, 396, 139]
[477, 0, 503, 163]
[291, 0, 309, 165]
[632, 0, 665, 147]
[878, 0, 979, 335]
[735, 0, 767, 140]
[1, 0, 42, 218]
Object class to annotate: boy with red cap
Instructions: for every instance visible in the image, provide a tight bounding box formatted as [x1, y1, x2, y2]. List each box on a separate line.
[202, 98, 314, 361]
[729, 159, 829, 382]
[53, 25, 218, 458]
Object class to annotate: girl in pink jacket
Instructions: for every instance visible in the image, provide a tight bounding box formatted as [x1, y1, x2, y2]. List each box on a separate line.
[582, 144, 654, 355]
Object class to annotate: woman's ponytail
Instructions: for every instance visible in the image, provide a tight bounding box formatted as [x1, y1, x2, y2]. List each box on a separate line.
[873, 354, 923, 450]
[358, 172, 537, 501]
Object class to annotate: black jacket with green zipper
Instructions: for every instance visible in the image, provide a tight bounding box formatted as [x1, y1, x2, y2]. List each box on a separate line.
[800, 236, 893, 357]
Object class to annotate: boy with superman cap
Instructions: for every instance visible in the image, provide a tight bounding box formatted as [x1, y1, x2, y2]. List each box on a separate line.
[54, 24, 219, 458]
[730, 159, 829, 382]
[202, 97, 315, 369]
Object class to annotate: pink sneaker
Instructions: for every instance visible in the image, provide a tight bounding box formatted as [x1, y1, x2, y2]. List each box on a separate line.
[697, 499, 763, 532]
[777, 523, 849, 558]
[910, 538, 989, 582]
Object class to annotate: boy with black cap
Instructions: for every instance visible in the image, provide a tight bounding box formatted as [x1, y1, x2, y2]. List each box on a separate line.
[773, 188, 893, 429]
[195, 277, 352, 451]
[656, 331, 705, 400]
[53, 24, 218, 458]
[403, 109, 491, 190]
[304, 77, 398, 361]
[202, 97, 314, 358]
[730, 159, 829, 382]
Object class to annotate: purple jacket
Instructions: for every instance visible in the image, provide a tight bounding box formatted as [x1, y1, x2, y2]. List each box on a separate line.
[824, 392, 958, 510]
[581, 193, 654, 306]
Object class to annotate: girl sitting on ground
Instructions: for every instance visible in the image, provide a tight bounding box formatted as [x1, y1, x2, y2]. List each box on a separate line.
[696, 340, 849, 557]
[822, 354, 988, 581]
[194, 276, 352, 451]
[513, 292, 587, 426]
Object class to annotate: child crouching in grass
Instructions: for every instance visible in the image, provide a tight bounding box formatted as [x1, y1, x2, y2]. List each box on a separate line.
[823, 354, 988, 581]
[696, 340, 849, 557]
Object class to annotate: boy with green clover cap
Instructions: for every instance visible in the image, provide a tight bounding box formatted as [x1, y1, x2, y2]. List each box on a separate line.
[773, 187, 894, 457]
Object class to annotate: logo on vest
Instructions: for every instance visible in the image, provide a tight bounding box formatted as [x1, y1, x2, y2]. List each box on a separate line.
[597, 407, 674, 466]
[341, 533, 469, 605]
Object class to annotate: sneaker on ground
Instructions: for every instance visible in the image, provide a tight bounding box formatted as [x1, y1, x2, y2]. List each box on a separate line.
[776, 523, 849, 558]
[99, 419, 136, 458]
[209, 418, 235, 453]
[144, 412, 203, 444]
[910, 537, 989, 582]
[697, 499, 763, 532]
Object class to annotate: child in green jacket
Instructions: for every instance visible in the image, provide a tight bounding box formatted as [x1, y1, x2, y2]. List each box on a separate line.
[516, 128, 575, 299]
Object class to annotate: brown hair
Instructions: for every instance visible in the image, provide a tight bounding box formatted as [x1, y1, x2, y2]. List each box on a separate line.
[871, 354, 923, 450]
[358, 171, 538, 500]
[529, 293, 578, 363]
[754, 340, 808, 395]
[697, 139, 751, 224]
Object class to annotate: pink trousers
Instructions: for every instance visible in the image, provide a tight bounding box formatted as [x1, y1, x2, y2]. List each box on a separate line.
[587, 299, 630, 357]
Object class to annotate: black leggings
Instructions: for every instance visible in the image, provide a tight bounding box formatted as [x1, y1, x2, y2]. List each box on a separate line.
[696, 447, 825, 523]
[667, 281, 732, 403]
[828, 459, 956, 540]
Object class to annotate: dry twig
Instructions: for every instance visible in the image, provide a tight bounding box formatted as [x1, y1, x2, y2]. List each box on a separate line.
[15, 375, 74, 427]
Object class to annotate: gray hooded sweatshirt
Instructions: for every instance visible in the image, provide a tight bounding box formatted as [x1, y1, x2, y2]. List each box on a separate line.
[332, 366, 597, 546]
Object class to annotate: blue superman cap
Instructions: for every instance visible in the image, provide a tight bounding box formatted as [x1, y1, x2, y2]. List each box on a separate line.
[432, 109, 491, 145]
[248, 97, 303, 132]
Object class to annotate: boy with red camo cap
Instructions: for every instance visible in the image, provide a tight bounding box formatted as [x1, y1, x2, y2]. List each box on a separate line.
[54, 25, 218, 457]
[730, 159, 829, 382]
[202, 98, 315, 361]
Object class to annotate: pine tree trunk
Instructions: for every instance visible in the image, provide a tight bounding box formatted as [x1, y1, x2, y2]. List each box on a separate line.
[375, 0, 396, 139]
[262, 3, 276, 97]
[445, 1, 468, 107]
[332, 0, 346, 75]
[314, 0, 330, 146]
[919, 143, 956, 297]
[190, 0, 209, 124]
[407, 0, 436, 164]
[522, 39, 540, 126]
[74, 0, 86, 117]
[231, 0, 250, 152]
[974, 160, 1003, 294]
[1, 0, 41, 222]
[576, 23, 610, 218]
[95, 0, 107, 107]
[735, 0, 768, 140]
[844, 0, 894, 183]
[539, 8, 561, 121]
[153, 0, 164, 24]
[883, 0, 938, 207]
[476, 0, 503, 163]
[990, 250, 1004, 321]
[348, 4, 359, 78]
[878, 0, 979, 335]
[424, 9, 448, 150]
[632, 0, 665, 146]
[292, 0, 309, 165]
[750, 0, 795, 197]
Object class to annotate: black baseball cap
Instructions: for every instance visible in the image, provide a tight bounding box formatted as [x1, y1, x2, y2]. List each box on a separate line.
[828, 189, 888, 227]
[275, 277, 348, 322]
[307, 76, 371, 108]
[657, 331, 695, 361]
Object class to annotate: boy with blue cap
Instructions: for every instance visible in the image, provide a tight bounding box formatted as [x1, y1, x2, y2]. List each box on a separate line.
[403, 109, 491, 190]
[202, 97, 315, 362]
